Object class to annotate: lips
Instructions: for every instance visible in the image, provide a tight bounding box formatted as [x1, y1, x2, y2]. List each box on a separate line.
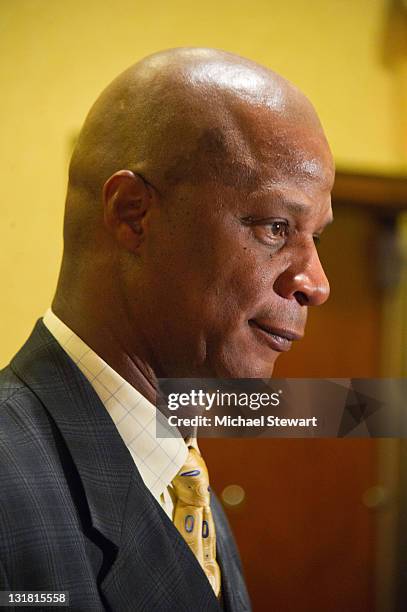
[249, 319, 303, 352]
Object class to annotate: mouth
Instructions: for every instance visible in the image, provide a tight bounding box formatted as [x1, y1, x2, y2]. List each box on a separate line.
[248, 319, 303, 353]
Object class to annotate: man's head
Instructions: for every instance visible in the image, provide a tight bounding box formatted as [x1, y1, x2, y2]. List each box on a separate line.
[55, 47, 334, 380]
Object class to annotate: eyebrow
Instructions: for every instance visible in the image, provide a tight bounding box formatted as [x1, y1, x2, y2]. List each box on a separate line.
[282, 201, 310, 215]
[281, 200, 334, 228]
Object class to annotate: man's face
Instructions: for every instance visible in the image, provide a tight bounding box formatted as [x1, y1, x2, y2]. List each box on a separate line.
[136, 115, 334, 378]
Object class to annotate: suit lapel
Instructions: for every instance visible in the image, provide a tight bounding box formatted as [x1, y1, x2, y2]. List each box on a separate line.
[101, 468, 220, 610]
[11, 320, 220, 610]
[11, 320, 131, 548]
[212, 494, 252, 612]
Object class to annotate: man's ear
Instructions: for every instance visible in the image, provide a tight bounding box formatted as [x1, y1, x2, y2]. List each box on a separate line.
[103, 170, 152, 252]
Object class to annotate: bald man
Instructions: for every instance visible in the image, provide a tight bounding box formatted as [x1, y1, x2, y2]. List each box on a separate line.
[0, 48, 334, 611]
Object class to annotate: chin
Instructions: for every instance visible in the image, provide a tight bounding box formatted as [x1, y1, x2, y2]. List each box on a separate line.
[213, 352, 278, 378]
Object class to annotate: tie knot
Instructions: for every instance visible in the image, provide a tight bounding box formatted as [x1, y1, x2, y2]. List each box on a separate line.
[172, 447, 210, 507]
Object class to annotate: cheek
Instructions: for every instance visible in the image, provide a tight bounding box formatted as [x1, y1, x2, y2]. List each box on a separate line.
[144, 208, 282, 329]
[200, 252, 274, 338]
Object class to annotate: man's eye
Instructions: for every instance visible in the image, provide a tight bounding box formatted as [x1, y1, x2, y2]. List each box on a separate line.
[240, 216, 289, 248]
[267, 221, 288, 238]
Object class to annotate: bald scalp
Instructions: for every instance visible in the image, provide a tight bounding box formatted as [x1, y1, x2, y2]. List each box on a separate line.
[67, 48, 324, 201]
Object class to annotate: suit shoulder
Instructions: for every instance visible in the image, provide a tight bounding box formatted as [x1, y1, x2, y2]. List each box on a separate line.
[0, 365, 70, 532]
[0, 365, 53, 457]
[0, 365, 26, 408]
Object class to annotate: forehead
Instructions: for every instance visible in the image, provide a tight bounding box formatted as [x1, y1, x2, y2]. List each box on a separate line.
[257, 143, 335, 201]
[233, 97, 335, 194]
[225, 109, 335, 225]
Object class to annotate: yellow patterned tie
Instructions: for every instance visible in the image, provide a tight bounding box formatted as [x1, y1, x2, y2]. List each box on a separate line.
[172, 447, 222, 596]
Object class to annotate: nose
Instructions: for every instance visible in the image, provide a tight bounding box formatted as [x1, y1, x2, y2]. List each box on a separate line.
[273, 242, 330, 307]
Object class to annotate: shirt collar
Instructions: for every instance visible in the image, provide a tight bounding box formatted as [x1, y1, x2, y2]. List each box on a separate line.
[42, 308, 188, 502]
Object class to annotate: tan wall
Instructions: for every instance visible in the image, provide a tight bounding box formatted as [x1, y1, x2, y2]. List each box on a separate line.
[1, 0, 407, 366]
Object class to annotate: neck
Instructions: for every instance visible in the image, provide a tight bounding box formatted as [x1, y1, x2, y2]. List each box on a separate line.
[52, 291, 158, 406]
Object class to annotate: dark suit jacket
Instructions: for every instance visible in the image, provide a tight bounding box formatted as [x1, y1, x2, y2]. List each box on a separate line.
[0, 320, 251, 611]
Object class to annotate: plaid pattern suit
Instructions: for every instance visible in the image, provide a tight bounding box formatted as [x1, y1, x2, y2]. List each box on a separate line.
[0, 320, 251, 611]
